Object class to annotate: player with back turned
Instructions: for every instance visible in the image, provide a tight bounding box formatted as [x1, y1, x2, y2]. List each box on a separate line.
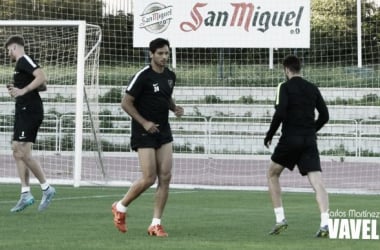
[264, 55, 330, 237]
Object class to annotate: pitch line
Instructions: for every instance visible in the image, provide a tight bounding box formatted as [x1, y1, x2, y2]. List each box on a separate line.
[0, 190, 198, 204]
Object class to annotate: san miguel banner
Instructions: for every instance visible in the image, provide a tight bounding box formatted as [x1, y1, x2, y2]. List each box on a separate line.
[133, 0, 310, 48]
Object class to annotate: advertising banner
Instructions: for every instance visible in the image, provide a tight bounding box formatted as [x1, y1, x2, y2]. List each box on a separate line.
[134, 0, 310, 48]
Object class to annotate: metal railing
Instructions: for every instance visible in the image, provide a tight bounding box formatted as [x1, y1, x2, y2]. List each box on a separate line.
[0, 113, 378, 156]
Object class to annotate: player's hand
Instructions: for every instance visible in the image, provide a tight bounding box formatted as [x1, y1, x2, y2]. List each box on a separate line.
[143, 121, 160, 134]
[6, 83, 14, 90]
[173, 106, 184, 117]
[264, 136, 272, 148]
[9, 87, 27, 98]
[7, 83, 14, 97]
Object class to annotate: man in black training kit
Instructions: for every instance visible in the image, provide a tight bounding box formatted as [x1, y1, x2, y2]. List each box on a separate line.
[112, 38, 184, 237]
[264, 55, 330, 237]
[5, 35, 55, 212]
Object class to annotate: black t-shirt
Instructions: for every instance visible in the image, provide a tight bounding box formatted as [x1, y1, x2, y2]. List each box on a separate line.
[126, 65, 176, 127]
[13, 55, 43, 113]
[267, 76, 329, 137]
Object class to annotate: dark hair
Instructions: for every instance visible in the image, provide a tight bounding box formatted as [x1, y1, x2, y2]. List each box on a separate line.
[149, 38, 170, 53]
[283, 55, 301, 73]
[4, 35, 25, 48]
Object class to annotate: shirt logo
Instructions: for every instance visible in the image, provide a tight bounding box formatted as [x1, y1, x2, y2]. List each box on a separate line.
[18, 131, 26, 140]
[153, 83, 160, 92]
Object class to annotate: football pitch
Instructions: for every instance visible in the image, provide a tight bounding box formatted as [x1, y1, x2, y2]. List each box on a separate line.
[0, 184, 379, 250]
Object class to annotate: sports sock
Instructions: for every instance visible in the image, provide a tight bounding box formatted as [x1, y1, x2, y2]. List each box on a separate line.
[274, 207, 285, 223]
[116, 201, 127, 213]
[320, 212, 329, 227]
[40, 182, 50, 191]
[21, 186, 31, 193]
[151, 218, 161, 226]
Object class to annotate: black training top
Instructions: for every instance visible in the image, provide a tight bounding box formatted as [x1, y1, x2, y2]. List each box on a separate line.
[267, 76, 329, 137]
[13, 55, 43, 113]
[126, 65, 176, 127]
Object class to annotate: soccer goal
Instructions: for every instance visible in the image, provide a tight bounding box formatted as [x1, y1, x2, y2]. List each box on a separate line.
[0, 20, 103, 187]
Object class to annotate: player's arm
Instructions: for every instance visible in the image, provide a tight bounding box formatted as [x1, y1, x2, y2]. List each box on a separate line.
[264, 83, 288, 147]
[169, 97, 184, 117]
[121, 93, 159, 133]
[9, 68, 47, 97]
[315, 89, 329, 131]
[26, 68, 47, 92]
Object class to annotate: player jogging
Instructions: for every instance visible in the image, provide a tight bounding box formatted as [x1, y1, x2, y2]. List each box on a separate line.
[112, 38, 184, 237]
[5, 35, 56, 212]
[264, 55, 330, 237]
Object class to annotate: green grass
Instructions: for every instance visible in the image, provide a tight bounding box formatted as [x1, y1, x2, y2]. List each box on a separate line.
[0, 184, 379, 250]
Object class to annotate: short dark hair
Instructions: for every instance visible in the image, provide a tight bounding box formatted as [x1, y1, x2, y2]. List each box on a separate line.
[149, 38, 170, 53]
[283, 55, 301, 73]
[4, 35, 25, 48]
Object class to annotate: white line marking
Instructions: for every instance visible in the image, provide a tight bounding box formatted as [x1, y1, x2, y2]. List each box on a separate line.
[0, 190, 198, 204]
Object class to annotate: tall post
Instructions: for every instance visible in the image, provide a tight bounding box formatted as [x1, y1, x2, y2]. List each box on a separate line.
[357, 0, 362, 68]
[73, 21, 86, 187]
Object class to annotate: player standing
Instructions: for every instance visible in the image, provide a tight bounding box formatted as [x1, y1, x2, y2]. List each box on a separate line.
[264, 55, 330, 237]
[112, 38, 184, 237]
[5, 35, 56, 212]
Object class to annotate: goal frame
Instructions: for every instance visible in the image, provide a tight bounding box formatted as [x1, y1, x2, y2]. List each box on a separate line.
[0, 20, 92, 187]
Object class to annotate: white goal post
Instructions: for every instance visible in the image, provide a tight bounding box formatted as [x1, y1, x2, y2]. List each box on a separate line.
[0, 20, 102, 187]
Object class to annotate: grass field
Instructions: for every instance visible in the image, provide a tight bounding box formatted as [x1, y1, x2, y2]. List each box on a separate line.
[0, 184, 379, 250]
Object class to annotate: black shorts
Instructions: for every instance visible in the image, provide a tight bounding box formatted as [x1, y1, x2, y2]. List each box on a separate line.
[13, 109, 43, 143]
[271, 135, 321, 176]
[130, 123, 173, 151]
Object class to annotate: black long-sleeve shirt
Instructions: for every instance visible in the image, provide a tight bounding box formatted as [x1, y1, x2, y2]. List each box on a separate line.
[267, 76, 329, 138]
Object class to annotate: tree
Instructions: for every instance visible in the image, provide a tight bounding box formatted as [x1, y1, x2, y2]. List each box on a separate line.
[310, 0, 380, 64]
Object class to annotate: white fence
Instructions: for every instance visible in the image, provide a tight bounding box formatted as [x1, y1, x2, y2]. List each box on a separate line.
[1, 114, 378, 157]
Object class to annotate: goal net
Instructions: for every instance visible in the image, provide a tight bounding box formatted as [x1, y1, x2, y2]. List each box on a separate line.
[99, 0, 380, 194]
[0, 0, 379, 194]
[0, 20, 104, 186]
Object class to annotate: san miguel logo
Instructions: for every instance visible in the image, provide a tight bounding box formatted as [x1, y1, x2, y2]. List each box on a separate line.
[180, 2, 304, 33]
[139, 2, 173, 34]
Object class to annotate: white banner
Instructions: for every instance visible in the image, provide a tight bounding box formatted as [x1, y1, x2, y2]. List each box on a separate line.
[134, 0, 310, 48]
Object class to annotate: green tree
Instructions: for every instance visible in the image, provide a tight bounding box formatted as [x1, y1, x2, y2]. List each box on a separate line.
[311, 0, 380, 64]
[0, 0, 102, 21]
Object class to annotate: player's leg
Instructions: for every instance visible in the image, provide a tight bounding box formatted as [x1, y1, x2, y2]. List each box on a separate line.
[15, 112, 54, 193]
[308, 171, 329, 215]
[10, 141, 35, 212]
[12, 141, 30, 186]
[123, 148, 158, 205]
[267, 161, 284, 208]
[112, 147, 158, 233]
[267, 161, 288, 235]
[12, 141, 56, 211]
[307, 171, 330, 237]
[267, 136, 300, 235]
[300, 136, 329, 237]
[147, 142, 172, 237]
[16, 142, 47, 184]
[153, 142, 172, 219]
